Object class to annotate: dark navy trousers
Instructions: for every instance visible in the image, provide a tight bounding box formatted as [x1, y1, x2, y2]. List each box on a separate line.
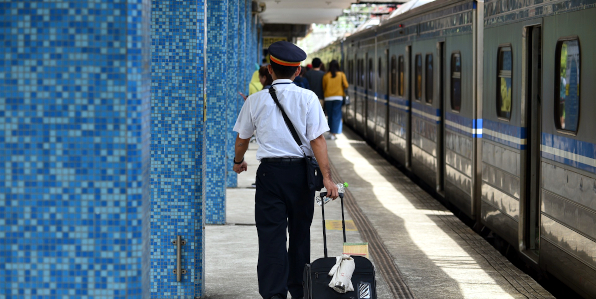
[255, 160, 315, 299]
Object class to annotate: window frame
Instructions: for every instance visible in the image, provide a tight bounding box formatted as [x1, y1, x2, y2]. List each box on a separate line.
[425, 53, 434, 104]
[496, 45, 513, 120]
[390, 55, 397, 96]
[450, 52, 462, 112]
[398, 55, 405, 96]
[554, 36, 581, 135]
[414, 54, 422, 101]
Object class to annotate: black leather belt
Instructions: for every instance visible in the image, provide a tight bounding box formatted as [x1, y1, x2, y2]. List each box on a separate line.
[261, 157, 304, 164]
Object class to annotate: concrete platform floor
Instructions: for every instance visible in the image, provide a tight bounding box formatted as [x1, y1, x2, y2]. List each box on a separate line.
[204, 127, 553, 299]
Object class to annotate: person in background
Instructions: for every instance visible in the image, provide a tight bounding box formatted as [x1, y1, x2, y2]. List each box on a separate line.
[322, 60, 348, 140]
[304, 58, 325, 112]
[249, 63, 263, 95]
[240, 63, 264, 101]
[259, 66, 273, 90]
[293, 67, 310, 89]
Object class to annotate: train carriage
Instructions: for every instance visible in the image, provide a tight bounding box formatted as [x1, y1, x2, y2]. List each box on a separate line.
[379, 0, 479, 208]
[483, 0, 596, 296]
[307, 0, 596, 296]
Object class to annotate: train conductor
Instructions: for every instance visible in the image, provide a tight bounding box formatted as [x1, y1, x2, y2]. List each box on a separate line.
[233, 41, 339, 299]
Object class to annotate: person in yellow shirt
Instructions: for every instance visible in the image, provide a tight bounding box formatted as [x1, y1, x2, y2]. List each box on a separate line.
[322, 60, 349, 140]
[249, 63, 263, 95]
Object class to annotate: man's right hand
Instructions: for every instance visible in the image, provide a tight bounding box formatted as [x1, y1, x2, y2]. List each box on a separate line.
[323, 177, 339, 199]
[233, 160, 248, 174]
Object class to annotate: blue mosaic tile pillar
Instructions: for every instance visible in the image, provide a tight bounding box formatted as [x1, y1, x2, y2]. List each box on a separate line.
[238, 0, 246, 98]
[257, 22, 263, 65]
[226, 0, 239, 188]
[150, 0, 207, 297]
[0, 0, 151, 298]
[246, 0, 254, 87]
[205, 0, 228, 224]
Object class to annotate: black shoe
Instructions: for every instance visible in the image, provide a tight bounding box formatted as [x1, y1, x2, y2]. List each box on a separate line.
[270, 295, 284, 299]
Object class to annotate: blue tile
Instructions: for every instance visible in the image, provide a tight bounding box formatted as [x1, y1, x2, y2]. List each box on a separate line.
[205, 0, 229, 224]
[226, 0, 240, 188]
[0, 0, 151, 298]
[0, 0, 262, 297]
[150, 0, 207, 296]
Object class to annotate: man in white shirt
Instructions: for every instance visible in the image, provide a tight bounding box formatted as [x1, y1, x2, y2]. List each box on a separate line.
[232, 41, 339, 299]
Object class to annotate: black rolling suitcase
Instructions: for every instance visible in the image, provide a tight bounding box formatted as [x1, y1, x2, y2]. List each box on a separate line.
[303, 192, 376, 299]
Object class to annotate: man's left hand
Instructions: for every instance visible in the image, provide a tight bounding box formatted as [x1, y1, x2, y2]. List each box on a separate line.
[233, 161, 248, 173]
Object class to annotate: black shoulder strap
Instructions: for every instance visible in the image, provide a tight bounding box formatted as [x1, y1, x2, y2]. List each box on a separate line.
[269, 87, 303, 147]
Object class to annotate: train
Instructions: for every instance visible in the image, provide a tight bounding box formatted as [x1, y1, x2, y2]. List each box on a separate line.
[308, 0, 596, 297]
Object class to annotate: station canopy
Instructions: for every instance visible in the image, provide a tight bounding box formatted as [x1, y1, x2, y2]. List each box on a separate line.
[259, 0, 357, 24]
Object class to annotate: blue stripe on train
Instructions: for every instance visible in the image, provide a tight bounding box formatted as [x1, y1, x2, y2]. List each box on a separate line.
[445, 112, 482, 138]
[483, 119, 526, 150]
[388, 96, 409, 112]
[541, 132, 596, 174]
[412, 101, 440, 124]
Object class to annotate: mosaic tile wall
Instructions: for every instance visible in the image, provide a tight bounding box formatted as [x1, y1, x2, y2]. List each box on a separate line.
[238, 0, 247, 99]
[0, 0, 151, 298]
[150, 0, 207, 297]
[205, 0, 228, 224]
[226, 0, 239, 188]
[0, 0, 261, 297]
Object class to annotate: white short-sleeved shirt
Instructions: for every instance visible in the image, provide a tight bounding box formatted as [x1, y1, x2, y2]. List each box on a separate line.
[233, 79, 330, 160]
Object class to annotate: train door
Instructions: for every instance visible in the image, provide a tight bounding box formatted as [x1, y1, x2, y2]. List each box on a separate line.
[437, 42, 445, 193]
[364, 53, 370, 138]
[366, 54, 376, 141]
[521, 25, 542, 262]
[406, 45, 412, 168]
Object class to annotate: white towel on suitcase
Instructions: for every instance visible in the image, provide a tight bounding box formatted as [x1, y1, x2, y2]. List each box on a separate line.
[328, 254, 356, 293]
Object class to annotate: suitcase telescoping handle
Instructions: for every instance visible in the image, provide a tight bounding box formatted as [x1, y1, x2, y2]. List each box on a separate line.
[318, 192, 346, 258]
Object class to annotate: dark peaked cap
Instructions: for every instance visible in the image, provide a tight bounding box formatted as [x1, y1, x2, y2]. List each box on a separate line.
[268, 41, 306, 66]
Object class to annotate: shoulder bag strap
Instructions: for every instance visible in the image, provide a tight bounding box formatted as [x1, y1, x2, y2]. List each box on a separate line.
[269, 87, 304, 149]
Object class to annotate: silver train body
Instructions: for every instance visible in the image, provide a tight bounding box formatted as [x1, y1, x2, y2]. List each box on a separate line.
[310, 0, 596, 296]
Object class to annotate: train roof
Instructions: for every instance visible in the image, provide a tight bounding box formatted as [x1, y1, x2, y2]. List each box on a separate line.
[382, 0, 472, 26]
[387, 0, 437, 19]
[343, 0, 473, 41]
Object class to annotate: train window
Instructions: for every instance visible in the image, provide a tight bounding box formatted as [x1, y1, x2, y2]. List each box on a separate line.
[368, 58, 373, 89]
[555, 39, 580, 133]
[425, 54, 433, 103]
[497, 46, 512, 120]
[378, 57, 382, 78]
[398, 56, 404, 96]
[451, 53, 461, 111]
[348, 60, 354, 83]
[357, 59, 362, 87]
[347, 60, 353, 83]
[415, 54, 422, 100]
[390, 56, 397, 95]
[360, 59, 364, 87]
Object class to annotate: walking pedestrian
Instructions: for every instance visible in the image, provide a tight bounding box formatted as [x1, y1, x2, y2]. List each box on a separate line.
[304, 58, 325, 112]
[232, 41, 339, 299]
[293, 67, 310, 89]
[322, 60, 349, 140]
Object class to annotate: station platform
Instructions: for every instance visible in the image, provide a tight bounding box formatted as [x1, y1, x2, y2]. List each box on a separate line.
[204, 127, 554, 299]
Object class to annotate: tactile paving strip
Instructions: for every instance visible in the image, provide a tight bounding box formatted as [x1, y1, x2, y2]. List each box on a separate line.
[330, 163, 417, 299]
